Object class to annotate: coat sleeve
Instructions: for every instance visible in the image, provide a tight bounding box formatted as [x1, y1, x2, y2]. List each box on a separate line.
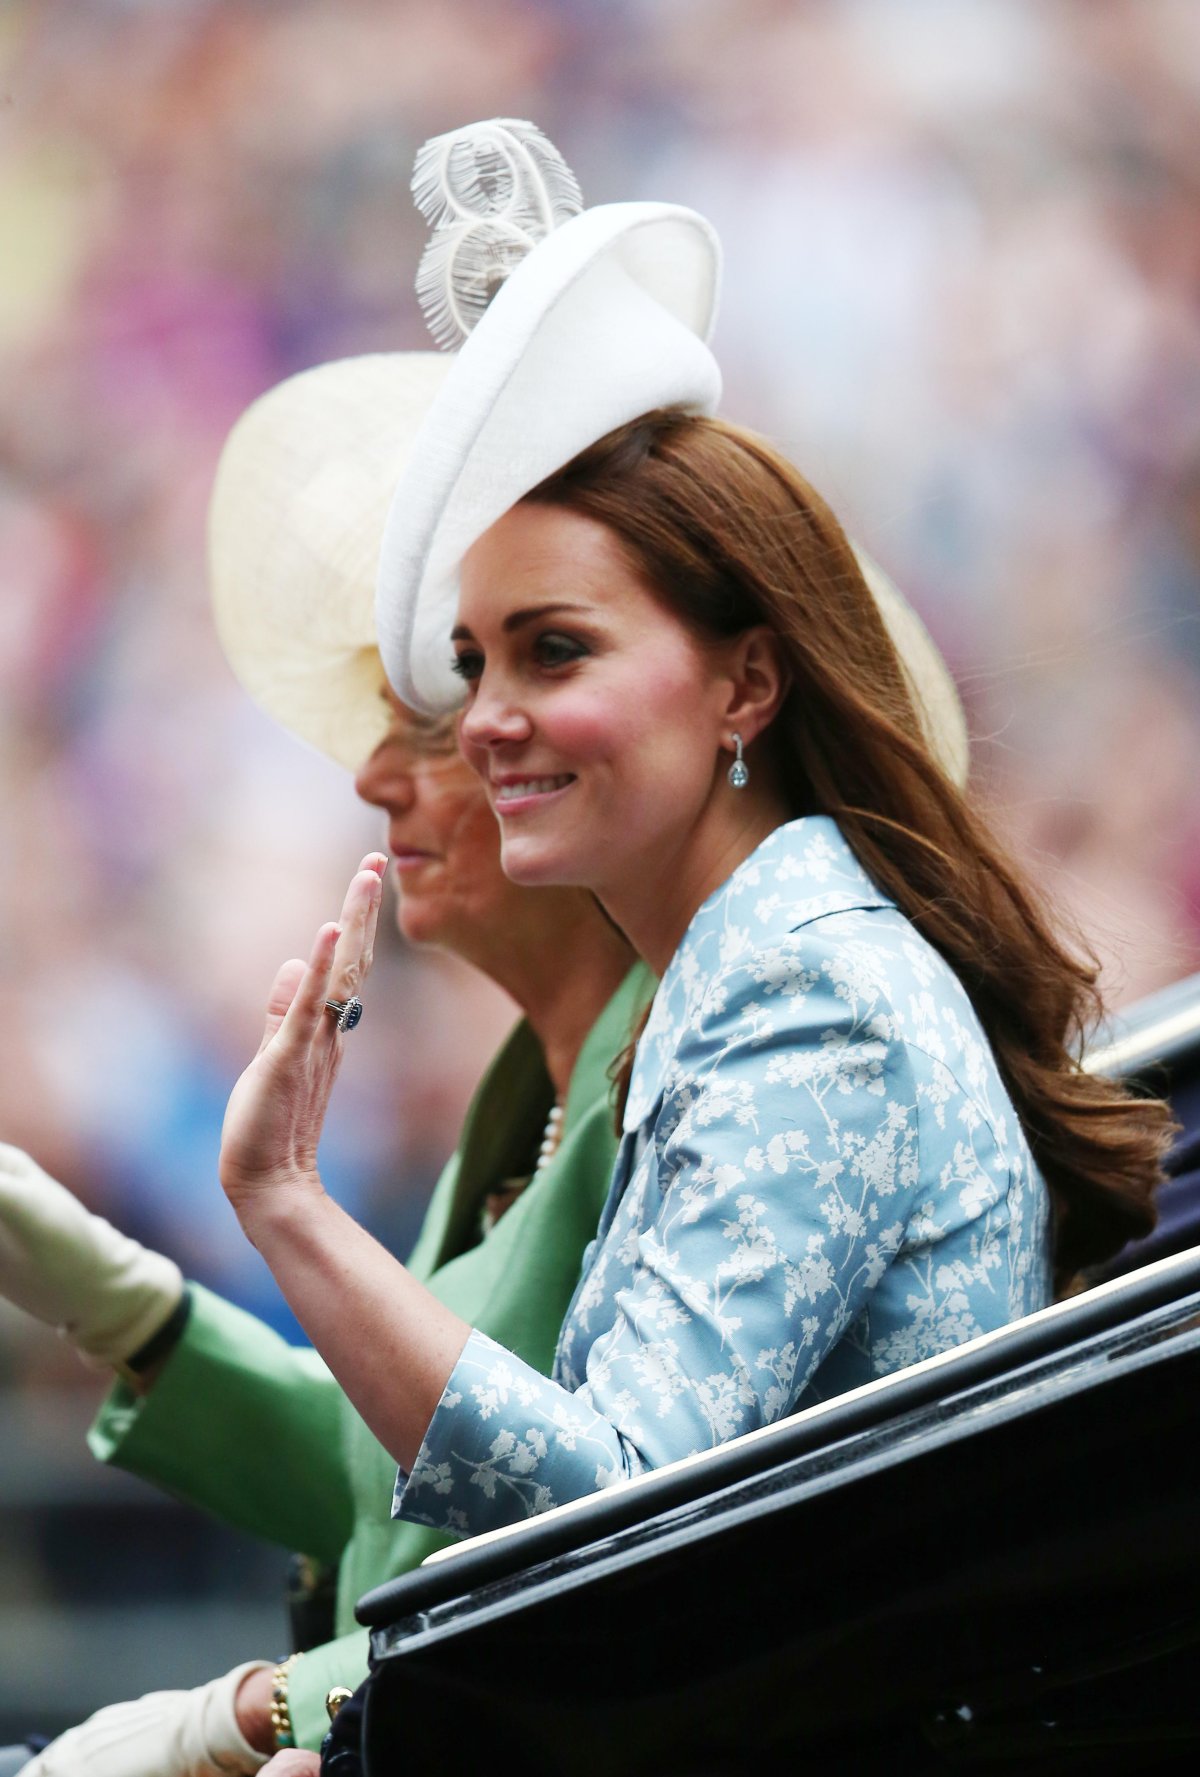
[89, 1284, 355, 1564]
[286, 1629, 370, 1753]
[395, 935, 924, 1538]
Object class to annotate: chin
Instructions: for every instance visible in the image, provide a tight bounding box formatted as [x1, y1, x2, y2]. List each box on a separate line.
[396, 901, 445, 948]
[498, 834, 583, 890]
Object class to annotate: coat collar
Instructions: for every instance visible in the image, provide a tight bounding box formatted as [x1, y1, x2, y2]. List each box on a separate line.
[409, 962, 655, 1275]
[622, 817, 896, 1131]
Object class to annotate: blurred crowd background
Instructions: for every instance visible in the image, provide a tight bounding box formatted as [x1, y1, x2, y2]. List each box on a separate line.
[2, 0, 1199, 1740]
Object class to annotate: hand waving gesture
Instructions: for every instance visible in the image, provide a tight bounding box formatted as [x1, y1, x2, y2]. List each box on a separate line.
[219, 855, 385, 1218]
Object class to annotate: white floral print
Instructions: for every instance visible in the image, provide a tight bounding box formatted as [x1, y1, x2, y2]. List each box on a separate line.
[395, 817, 1051, 1535]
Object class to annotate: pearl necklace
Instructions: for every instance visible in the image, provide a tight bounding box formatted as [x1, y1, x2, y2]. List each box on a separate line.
[479, 1099, 566, 1236]
[535, 1101, 565, 1174]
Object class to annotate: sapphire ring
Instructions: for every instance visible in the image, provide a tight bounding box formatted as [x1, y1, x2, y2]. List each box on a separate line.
[324, 996, 364, 1033]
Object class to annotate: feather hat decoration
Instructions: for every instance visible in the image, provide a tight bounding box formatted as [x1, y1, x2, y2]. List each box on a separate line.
[379, 119, 724, 714]
[412, 119, 584, 349]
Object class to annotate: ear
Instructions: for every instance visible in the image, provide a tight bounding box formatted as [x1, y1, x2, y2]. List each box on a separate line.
[720, 625, 790, 748]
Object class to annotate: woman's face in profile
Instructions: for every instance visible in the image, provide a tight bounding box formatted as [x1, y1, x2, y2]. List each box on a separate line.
[353, 693, 514, 953]
[453, 500, 738, 898]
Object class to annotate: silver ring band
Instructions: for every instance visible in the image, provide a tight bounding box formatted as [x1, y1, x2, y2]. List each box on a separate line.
[325, 996, 364, 1033]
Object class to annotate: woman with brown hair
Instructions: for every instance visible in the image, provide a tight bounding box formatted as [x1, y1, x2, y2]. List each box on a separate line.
[212, 122, 1170, 1584]
[516, 408, 1164, 1295]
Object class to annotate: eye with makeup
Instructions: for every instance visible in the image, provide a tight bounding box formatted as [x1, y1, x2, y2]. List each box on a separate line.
[532, 629, 590, 669]
[450, 647, 484, 685]
[450, 628, 590, 686]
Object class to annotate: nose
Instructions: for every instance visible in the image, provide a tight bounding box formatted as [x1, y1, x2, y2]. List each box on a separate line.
[354, 737, 418, 814]
[458, 677, 534, 751]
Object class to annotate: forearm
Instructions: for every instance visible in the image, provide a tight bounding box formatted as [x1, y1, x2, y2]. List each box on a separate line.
[234, 1177, 470, 1474]
[397, 1326, 637, 1537]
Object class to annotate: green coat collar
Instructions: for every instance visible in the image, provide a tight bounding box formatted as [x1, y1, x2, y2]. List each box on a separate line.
[406, 962, 654, 1283]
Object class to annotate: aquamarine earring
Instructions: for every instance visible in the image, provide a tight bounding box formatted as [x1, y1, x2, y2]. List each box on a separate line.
[727, 733, 749, 790]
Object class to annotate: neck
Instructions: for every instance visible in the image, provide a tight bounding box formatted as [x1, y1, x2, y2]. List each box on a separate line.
[470, 894, 634, 1100]
[598, 790, 791, 977]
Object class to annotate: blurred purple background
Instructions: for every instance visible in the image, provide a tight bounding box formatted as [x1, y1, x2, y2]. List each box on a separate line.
[1, 0, 1199, 1731]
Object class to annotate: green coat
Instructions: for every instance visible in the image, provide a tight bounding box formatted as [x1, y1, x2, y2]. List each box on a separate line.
[87, 965, 651, 1751]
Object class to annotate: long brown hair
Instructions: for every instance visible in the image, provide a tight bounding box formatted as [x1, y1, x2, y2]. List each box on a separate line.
[529, 409, 1171, 1289]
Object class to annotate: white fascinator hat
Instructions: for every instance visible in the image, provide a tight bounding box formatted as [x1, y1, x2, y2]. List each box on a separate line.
[211, 119, 968, 786]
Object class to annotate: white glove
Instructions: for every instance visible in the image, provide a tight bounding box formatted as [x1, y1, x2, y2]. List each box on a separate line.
[0, 1143, 183, 1369]
[22, 1663, 272, 1777]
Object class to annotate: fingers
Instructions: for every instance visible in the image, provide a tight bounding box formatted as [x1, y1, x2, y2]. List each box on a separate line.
[278, 920, 342, 1048]
[269, 854, 386, 1054]
[257, 958, 308, 1055]
[361, 850, 386, 972]
[357, 852, 387, 978]
[259, 1753, 322, 1775]
[328, 854, 385, 1002]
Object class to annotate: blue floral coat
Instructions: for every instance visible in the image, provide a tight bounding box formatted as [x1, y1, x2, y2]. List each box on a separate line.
[396, 817, 1051, 1536]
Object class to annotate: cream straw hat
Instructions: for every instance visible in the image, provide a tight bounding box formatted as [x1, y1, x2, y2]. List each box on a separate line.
[210, 120, 967, 786]
[210, 352, 450, 771]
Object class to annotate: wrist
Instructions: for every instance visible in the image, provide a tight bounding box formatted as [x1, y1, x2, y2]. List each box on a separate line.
[120, 1285, 193, 1391]
[269, 1652, 305, 1752]
[235, 1662, 280, 1756]
[226, 1166, 326, 1234]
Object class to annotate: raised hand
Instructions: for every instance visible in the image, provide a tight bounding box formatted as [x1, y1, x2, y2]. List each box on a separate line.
[219, 856, 385, 1216]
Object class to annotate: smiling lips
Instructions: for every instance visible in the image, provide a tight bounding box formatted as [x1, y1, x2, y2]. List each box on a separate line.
[492, 774, 576, 811]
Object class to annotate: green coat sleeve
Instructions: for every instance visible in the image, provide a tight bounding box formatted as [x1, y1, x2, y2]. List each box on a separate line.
[87, 1131, 477, 1562]
[285, 1627, 369, 1752]
[88, 1284, 354, 1564]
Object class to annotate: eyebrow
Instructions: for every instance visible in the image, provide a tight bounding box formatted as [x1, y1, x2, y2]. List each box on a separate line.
[451, 601, 594, 641]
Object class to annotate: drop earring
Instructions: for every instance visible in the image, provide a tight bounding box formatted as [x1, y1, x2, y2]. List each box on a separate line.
[727, 733, 749, 790]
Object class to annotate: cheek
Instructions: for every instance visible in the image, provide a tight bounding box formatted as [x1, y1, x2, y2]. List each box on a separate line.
[541, 682, 657, 768]
[457, 728, 490, 782]
[566, 663, 710, 778]
[420, 767, 489, 847]
[443, 795, 504, 880]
